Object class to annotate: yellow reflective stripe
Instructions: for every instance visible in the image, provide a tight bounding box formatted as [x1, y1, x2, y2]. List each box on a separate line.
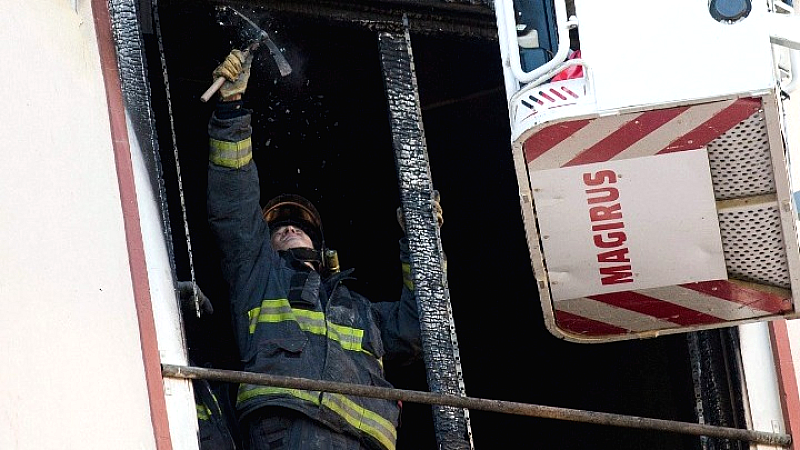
[196, 403, 212, 421]
[327, 322, 364, 351]
[247, 299, 374, 357]
[236, 385, 396, 450]
[237, 385, 320, 405]
[294, 308, 327, 334]
[401, 262, 413, 290]
[209, 137, 252, 168]
[248, 298, 297, 333]
[322, 393, 397, 450]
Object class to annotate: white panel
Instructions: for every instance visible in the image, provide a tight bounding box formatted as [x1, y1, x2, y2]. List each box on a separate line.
[532, 150, 726, 300]
[738, 322, 786, 446]
[785, 44, 800, 424]
[129, 114, 199, 450]
[574, 0, 776, 111]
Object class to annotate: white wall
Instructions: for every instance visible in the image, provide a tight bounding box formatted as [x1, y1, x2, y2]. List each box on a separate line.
[0, 1, 157, 448]
[129, 111, 199, 449]
[783, 40, 800, 445]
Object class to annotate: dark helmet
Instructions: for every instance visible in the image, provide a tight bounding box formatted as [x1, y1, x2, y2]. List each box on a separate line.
[262, 194, 324, 249]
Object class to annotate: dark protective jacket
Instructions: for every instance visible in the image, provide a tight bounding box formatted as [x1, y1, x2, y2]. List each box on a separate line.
[206, 102, 422, 450]
[194, 378, 238, 450]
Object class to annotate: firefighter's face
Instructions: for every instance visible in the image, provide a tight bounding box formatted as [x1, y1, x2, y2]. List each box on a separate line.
[271, 224, 314, 251]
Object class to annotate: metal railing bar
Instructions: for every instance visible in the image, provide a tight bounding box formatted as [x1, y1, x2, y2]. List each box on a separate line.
[162, 364, 791, 447]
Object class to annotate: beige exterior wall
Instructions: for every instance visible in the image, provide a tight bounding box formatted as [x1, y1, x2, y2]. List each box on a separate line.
[0, 0, 193, 448]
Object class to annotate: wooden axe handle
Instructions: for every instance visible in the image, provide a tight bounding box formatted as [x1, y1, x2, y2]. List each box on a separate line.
[200, 77, 227, 103]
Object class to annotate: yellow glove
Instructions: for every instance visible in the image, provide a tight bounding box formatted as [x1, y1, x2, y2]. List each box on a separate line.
[212, 49, 253, 99]
[432, 190, 443, 228]
[397, 190, 443, 234]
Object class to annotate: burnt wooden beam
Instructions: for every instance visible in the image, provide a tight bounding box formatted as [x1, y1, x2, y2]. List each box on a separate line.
[155, 0, 499, 39]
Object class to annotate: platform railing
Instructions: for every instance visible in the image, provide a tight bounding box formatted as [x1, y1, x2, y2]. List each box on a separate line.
[496, 0, 574, 86]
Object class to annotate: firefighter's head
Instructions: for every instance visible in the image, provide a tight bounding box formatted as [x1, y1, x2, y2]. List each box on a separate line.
[262, 194, 324, 251]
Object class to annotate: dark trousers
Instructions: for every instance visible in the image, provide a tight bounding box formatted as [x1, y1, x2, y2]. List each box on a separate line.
[243, 408, 367, 450]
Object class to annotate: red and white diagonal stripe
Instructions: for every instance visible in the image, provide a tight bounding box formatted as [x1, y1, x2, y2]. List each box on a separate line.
[553, 281, 792, 337]
[524, 97, 761, 170]
[520, 97, 793, 338]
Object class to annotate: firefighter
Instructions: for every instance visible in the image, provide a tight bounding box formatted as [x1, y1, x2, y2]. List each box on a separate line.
[204, 49, 441, 450]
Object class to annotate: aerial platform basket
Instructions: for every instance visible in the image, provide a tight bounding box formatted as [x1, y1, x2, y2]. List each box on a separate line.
[496, 0, 800, 342]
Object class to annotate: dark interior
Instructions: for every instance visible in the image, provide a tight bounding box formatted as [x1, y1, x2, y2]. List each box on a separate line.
[145, 2, 707, 448]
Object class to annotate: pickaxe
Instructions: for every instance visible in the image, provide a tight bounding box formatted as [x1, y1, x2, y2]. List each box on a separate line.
[200, 6, 292, 102]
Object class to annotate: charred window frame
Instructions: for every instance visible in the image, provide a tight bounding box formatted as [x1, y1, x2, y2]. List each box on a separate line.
[129, 1, 732, 449]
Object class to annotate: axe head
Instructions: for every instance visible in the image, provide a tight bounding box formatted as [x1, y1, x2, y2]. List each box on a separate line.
[215, 6, 292, 77]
